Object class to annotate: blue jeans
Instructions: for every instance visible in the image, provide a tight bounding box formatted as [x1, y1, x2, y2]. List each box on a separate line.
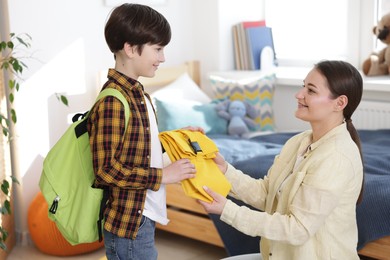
[103, 216, 157, 260]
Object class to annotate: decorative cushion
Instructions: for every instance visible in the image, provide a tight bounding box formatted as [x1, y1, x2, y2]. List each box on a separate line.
[155, 98, 228, 134]
[28, 192, 104, 256]
[151, 72, 211, 104]
[209, 72, 276, 131]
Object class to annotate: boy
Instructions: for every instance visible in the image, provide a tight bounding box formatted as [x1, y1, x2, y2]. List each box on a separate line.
[87, 3, 198, 259]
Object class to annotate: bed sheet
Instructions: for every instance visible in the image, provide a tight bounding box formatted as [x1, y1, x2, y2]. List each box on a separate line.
[208, 129, 390, 256]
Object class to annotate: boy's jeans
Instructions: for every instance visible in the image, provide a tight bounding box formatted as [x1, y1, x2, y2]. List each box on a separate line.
[103, 216, 157, 260]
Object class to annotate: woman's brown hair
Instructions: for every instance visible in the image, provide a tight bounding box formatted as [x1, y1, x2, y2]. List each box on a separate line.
[315, 60, 364, 204]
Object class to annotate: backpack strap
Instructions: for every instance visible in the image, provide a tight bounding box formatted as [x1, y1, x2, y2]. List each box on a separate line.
[93, 88, 131, 243]
[98, 188, 110, 242]
[95, 88, 130, 130]
[73, 88, 130, 138]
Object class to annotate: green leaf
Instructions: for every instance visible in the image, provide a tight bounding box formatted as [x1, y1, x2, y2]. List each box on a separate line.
[1, 62, 9, 70]
[16, 36, 29, 48]
[20, 61, 28, 69]
[1, 227, 8, 242]
[6, 41, 13, 49]
[10, 109, 17, 124]
[2, 179, 9, 189]
[9, 93, 14, 103]
[0, 41, 6, 51]
[8, 79, 15, 90]
[61, 95, 69, 106]
[0, 241, 6, 251]
[2, 128, 8, 137]
[4, 200, 11, 214]
[12, 60, 21, 72]
[1, 180, 9, 194]
[11, 176, 20, 185]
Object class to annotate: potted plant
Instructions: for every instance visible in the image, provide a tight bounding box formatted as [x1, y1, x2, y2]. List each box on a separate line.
[0, 33, 67, 252]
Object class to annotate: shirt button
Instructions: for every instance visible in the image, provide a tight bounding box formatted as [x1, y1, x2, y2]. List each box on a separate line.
[147, 155, 150, 159]
[146, 127, 149, 131]
[138, 210, 141, 214]
[141, 101, 144, 104]
[269, 252, 272, 256]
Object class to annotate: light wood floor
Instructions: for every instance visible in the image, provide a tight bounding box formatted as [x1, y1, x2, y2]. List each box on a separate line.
[7, 229, 228, 260]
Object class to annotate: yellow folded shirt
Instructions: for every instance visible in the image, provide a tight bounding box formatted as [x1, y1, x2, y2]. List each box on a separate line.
[159, 130, 231, 202]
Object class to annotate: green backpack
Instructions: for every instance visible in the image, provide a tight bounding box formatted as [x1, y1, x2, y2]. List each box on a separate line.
[39, 88, 130, 245]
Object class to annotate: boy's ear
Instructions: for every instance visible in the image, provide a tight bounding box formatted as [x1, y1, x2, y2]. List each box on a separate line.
[123, 43, 136, 58]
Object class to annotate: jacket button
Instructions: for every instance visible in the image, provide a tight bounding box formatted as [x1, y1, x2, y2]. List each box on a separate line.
[269, 252, 272, 256]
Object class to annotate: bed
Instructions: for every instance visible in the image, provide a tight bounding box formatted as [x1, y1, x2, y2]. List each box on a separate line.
[143, 60, 390, 259]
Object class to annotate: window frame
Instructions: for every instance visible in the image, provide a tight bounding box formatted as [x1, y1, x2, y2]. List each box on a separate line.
[264, 0, 378, 69]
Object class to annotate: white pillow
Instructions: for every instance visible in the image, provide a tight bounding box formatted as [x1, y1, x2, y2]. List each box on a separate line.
[151, 73, 211, 104]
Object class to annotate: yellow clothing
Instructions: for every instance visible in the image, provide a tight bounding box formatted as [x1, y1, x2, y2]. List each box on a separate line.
[221, 123, 362, 260]
[159, 130, 231, 202]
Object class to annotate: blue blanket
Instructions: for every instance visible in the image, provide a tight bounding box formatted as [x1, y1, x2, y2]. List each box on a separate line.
[209, 129, 390, 256]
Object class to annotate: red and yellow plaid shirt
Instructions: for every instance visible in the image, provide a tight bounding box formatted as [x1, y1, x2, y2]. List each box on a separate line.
[87, 69, 162, 239]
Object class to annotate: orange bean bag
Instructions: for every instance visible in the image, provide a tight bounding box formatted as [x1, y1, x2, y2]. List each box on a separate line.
[28, 192, 104, 256]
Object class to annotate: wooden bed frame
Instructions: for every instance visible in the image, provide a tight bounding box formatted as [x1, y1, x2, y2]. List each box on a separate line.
[142, 60, 390, 259]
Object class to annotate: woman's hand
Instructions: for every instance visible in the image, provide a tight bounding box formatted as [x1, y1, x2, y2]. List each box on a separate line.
[181, 125, 205, 134]
[162, 159, 196, 184]
[198, 186, 227, 215]
[213, 152, 228, 174]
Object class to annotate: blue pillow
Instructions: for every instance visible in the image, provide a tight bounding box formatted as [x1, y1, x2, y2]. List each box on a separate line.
[155, 98, 228, 134]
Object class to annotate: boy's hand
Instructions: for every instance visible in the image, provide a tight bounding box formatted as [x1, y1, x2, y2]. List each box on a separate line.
[198, 186, 227, 215]
[162, 158, 196, 184]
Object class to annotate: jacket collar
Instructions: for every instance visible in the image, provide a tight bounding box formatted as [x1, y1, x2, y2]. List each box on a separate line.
[306, 122, 348, 152]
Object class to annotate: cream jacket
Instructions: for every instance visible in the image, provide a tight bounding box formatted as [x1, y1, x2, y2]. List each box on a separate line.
[221, 123, 363, 260]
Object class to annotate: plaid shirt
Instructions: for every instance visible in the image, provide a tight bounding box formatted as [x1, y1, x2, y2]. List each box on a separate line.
[87, 69, 162, 239]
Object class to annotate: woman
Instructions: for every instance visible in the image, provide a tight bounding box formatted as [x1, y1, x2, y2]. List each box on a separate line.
[199, 60, 364, 260]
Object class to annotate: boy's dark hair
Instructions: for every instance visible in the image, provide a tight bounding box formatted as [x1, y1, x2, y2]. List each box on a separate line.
[105, 3, 171, 55]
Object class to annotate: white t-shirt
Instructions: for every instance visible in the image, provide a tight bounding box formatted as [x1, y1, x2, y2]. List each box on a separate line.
[142, 96, 169, 225]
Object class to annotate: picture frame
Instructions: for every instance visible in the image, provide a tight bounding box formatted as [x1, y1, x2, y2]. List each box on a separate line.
[104, 0, 167, 6]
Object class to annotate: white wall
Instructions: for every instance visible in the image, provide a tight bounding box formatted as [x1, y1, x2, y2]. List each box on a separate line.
[4, 0, 265, 243]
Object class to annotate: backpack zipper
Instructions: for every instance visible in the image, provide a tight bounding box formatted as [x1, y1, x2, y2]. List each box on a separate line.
[49, 195, 60, 214]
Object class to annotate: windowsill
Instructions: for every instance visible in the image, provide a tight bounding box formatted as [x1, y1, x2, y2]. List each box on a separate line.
[274, 66, 390, 93]
[209, 66, 390, 93]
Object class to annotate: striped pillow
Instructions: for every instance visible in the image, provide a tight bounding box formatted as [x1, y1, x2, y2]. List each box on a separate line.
[209, 73, 276, 131]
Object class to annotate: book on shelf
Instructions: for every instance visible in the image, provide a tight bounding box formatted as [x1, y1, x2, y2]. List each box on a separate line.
[232, 20, 277, 70]
[232, 25, 241, 70]
[246, 26, 276, 70]
[241, 20, 266, 29]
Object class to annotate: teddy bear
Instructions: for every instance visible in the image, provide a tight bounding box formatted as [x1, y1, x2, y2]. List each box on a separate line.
[362, 12, 390, 76]
[215, 99, 259, 137]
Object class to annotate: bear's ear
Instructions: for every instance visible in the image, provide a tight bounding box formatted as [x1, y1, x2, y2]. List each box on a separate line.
[215, 99, 230, 112]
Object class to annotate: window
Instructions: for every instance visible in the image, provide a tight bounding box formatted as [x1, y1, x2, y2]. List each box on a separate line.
[265, 0, 378, 68]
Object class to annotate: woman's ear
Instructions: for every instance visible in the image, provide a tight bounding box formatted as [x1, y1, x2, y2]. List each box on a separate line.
[336, 95, 348, 111]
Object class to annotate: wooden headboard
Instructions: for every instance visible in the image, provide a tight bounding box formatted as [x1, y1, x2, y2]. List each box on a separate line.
[139, 60, 200, 93]
[99, 60, 200, 95]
